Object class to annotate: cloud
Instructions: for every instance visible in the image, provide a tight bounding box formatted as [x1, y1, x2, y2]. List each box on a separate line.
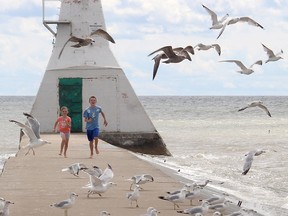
[1, 0, 288, 95]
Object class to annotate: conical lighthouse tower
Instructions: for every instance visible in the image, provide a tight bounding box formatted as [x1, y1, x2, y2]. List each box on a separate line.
[31, 0, 171, 155]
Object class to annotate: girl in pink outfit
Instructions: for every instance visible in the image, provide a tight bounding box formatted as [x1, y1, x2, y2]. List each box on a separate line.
[53, 106, 71, 158]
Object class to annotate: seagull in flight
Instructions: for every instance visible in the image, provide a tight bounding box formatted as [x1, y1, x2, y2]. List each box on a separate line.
[9, 113, 51, 155]
[194, 43, 221, 56]
[202, 4, 229, 29]
[148, 46, 193, 80]
[220, 59, 262, 75]
[50, 192, 78, 216]
[238, 101, 271, 117]
[242, 150, 265, 175]
[128, 174, 154, 190]
[217, 16, 264, 39]
[58, 28, 115, 59]
[83, 164, 115, 197]
[23, 112, 40, 139]
[61, 163, 87, 177]
[262, 43, 283, 63]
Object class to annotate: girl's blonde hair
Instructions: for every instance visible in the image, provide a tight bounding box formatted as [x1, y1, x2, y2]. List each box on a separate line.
[60, 106, 68, 112]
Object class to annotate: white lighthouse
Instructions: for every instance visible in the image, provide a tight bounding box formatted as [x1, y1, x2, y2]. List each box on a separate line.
[31, 0, 171, 155]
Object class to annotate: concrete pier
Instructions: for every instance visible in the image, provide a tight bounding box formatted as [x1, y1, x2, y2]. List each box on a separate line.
[0, 134, 242, 216]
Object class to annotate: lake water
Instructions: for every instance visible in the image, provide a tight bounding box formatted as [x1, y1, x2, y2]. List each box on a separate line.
[1, 96, 288, 215]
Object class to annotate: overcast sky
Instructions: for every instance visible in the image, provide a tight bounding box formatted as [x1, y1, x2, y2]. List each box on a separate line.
[1, 0, 288, 96]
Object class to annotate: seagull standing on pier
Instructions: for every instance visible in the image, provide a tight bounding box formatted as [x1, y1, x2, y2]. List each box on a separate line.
[158, 188, 188, 210]
[177, 201, 210, 215]
[141, 207, 159, 216]
[0, 200, 14, 216]
[9, 113, 51, 155]
[127, 184, 141, 208]
[50, 192, 78, 216]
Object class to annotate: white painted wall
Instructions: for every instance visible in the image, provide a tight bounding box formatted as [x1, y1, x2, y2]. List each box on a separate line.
[32, 0, 157, 134]
[31, 67, 156, 133]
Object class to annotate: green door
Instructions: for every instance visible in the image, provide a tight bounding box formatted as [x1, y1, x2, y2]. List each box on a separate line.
[59, 78, 82, 132]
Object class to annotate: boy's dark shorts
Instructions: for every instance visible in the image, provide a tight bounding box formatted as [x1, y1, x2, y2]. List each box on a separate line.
[86, 128, 99, 141]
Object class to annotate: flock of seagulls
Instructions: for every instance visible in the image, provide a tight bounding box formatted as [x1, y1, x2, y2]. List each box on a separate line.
[1, 150, 245, 216]
[58, 162, 161, 215]
[3, 3, 283, 216]
[6, 109, 271, 215]
[148, 4, 283, 80]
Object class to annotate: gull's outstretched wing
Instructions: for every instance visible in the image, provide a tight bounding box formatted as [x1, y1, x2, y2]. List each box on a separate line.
[90, 29, 115, 44]
[58, 36, 84, 59]
[242, 151, 254, 175]
[141, 174, 154, 183]
[257, 104, 272, 117]
[23, 112, 40, 139]
[212, 44, 221, 56]
[202, 4, 218, 26]
[52, 200, 69, 208]
[220, 60, 247, 70]
[173, 46, 195, 55]
[9, 120, 38, 142]
[216, 21, 228, 39]
[148, 46, 178, 60]
[81, 166, 103, 177]
[250, 60, 263, 68]
[152, 54, 163, 80]
[90, 175, 103, 187]
[262, 43, 276, 58]
[99, 164, 114, 183]
[238, 17, 264, 29]
[238, 106, 249, 112]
